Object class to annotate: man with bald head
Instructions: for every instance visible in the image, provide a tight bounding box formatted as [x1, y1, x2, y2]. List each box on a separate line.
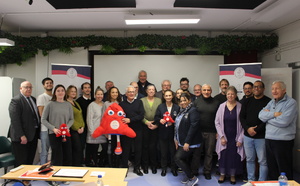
[131, 81, 145, 99]
[259, 81, 298, 180]
[192, 84, 202, 101]
[137, 70, 152, 96]
[9, 81, 40, 167]
[193, 84, 219, 179]
[155, 80, 172, 99]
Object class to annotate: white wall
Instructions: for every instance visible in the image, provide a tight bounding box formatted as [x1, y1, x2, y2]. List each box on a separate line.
[4, 47, 89, 97]
[261, 19, 300, 173]
[262, 20, 300, 69]
[94, 55, 223, 95]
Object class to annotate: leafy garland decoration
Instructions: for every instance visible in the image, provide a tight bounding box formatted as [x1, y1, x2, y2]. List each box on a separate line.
[0, 33, 278, 65]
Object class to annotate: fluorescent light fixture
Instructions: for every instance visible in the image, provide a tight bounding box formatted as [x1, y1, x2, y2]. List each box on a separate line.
[0, 38, 15, 46]
[125, 19, 200, 25]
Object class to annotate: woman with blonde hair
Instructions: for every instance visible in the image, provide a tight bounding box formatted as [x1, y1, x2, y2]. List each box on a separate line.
[66, 85, 85, 166]
[86, 86, 106, 167]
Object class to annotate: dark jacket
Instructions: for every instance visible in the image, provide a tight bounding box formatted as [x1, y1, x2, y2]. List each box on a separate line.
[154, 103, 180, 140]
[8, 94, 40, 142]
[176, 107, 201, 146]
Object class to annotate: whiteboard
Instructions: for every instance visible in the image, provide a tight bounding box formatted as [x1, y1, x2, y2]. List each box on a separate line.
[94, 55, 224, 96]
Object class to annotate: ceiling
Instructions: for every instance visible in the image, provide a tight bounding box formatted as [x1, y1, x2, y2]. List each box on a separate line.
[1, 0, 300, 33]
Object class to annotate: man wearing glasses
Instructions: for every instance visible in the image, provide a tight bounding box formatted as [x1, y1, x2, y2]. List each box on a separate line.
[180, 77, 195, 98]
[9, 81, 40, 167]
[240, 81, 254, 105]
[119, 85, 145, 176]
[240, 80, 271, 185]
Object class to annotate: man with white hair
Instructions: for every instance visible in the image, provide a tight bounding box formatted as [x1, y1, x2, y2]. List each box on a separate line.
[259, 80, 298, 180]
[137, 70, 152, 97]
[120, 85, 145, 176]
[155, 80, 172, 99]
[9, 81, 40, 167]
[192, 84, 202, 101]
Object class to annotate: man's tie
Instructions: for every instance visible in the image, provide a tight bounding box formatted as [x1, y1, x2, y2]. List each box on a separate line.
[26, 97, 39, 127]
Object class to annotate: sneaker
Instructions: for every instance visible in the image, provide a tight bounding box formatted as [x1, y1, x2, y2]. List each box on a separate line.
[48, 181, 60, 186]
[185, 177, 199, 186]
[242, 181, 253, 186]
[181, 176, 189, 184]
[62, 181, 70, 185]
[178, 167, 183, 172]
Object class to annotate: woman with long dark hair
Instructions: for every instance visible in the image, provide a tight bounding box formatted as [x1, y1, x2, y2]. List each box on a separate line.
[103, 86, 122, 167]
[42, 84, 74, 166]
[155, 90, 180, 177]
[174, 93, 201, 186]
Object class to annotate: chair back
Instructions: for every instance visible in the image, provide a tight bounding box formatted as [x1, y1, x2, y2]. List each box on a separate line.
[0, 136, 12, 154]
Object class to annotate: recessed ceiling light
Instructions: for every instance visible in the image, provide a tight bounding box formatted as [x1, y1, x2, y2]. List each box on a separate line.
[125, 19, 200, 25]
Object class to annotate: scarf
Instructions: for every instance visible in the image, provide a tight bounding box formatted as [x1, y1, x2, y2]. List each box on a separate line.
[178, 102, 193, 117]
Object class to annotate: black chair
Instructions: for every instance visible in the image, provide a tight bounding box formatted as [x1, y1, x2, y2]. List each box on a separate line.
[0, 136, 15, 174]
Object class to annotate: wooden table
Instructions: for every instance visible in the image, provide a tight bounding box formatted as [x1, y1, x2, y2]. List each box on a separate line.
[1, 165, 128, 186]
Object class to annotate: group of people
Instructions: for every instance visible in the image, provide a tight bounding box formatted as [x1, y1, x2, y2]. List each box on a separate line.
[8, 69, 298, 186]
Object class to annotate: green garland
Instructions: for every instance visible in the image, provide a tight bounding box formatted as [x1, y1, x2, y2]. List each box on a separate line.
[0, 33, 278, 65]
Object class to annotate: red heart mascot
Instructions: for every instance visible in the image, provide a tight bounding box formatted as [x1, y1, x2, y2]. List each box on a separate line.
[163, 111, 175, 127]
[56, 123, 71, 142]
[92, 103, 136, 155]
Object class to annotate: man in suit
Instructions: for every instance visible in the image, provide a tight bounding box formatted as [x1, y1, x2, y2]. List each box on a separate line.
[9, 81, 40, 167]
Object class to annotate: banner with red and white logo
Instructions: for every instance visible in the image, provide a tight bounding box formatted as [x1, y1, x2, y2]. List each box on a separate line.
[51, 63, 91, 95]
[219, 63, 261, 99]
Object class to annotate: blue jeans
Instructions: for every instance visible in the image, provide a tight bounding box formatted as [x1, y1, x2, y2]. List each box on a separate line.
[40, 131, 50, 164]
[243, 136, 268, 181]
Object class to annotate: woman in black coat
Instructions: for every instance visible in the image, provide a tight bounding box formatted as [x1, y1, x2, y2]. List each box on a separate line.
[174, 93, 201, 186]
[155, 90, 180, 177]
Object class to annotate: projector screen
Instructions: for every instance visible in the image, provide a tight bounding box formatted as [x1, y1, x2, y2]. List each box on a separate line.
[94, 55, 224, 96]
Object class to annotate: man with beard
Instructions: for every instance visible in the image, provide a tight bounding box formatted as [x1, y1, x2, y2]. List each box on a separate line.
[240, 82, 254, 105]
[37, 77, 54, 164]
[240, 81, 271, 185]
[180, 77, 195, 98]
[76, 82, 94, 166]
[214, 79, 229, 104]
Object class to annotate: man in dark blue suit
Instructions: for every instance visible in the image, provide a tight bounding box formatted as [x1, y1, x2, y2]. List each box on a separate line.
[9, 81, 40, 167]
